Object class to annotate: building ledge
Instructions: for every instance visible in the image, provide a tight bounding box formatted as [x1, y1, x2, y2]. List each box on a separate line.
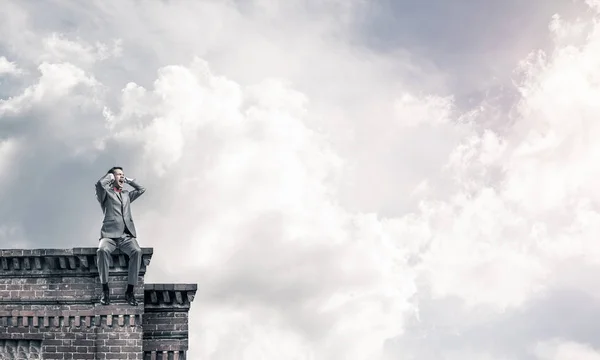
[144, 284, 197, 311]
[0, 247, 153, 276]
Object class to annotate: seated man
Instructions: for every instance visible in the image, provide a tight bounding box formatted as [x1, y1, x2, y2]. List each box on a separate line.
[94, 166, 146, 306]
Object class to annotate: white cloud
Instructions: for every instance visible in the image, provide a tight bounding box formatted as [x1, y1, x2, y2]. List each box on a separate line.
[381, 0, 600, 314]
[0, 62, 101, 115]
[0, 56, 22, 76]
[533, 340, 600, 360]
[394, 93, 454, 127]
[41, 33, 122, 65]
[1, 0, 600, 359]
[100, 57, 411, 358]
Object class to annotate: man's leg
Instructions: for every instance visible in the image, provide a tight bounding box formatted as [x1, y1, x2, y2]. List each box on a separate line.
[118, 235, 142, 305]
[97, 238, 117, 305]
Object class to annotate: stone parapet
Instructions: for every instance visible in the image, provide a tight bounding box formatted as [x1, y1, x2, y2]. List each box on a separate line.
[0, 248, 153, 308]
[0, 248, 153, 277]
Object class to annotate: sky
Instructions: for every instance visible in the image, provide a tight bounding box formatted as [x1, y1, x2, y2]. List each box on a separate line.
[1, 0, 600, 359]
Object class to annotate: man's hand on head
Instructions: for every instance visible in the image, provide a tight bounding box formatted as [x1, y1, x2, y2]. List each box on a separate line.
[125, 177, 134, 184]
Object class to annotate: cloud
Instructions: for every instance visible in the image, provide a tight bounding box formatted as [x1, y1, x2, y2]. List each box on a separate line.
[533, 340, 600, 360]
[0, 62, 101, 115]
[41, 33, 122, 65]
[1, 0, 600, 359]
[0, 1, 416, 357]
[99, 56, 413, 358]
[0, 57, 22, 76]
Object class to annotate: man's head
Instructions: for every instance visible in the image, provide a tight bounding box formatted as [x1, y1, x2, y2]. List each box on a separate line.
[107, 166, 125, 189]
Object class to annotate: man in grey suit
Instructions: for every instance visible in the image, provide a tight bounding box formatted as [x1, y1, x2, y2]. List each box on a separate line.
[95, 166, 146, 306]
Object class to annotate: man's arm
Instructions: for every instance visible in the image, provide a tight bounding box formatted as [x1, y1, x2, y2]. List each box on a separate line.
[126, 177, 146, 202]
[95, 173, 114, 204]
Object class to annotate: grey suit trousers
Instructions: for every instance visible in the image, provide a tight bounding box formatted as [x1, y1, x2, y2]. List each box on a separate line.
[97, 234, 142, 286]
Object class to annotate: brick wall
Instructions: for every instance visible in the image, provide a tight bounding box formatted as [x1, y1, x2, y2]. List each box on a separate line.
[0, 248, 197, 360]
[142, 284, 196, 360]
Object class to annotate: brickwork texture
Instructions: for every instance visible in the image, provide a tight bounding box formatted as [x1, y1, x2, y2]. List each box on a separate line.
[0, 248, 197, 360]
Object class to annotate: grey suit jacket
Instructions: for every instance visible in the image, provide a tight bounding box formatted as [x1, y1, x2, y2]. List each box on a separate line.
[95, 173, 146, 239]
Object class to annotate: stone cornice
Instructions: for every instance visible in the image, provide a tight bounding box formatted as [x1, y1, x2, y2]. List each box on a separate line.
[0, 305, 144, 328]
[0, 313, 142, 328]
[144, 350, 187, 359]
[144, 284, 197, 311]
[0, 247, 153, 277]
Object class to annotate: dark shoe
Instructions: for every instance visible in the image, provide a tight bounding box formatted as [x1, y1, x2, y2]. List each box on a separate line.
[125, 292, 138, 306]
[100, 290, 110, 305]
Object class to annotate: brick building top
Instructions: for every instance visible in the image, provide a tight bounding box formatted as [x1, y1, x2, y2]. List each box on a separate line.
[0, 247, 197, 360]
